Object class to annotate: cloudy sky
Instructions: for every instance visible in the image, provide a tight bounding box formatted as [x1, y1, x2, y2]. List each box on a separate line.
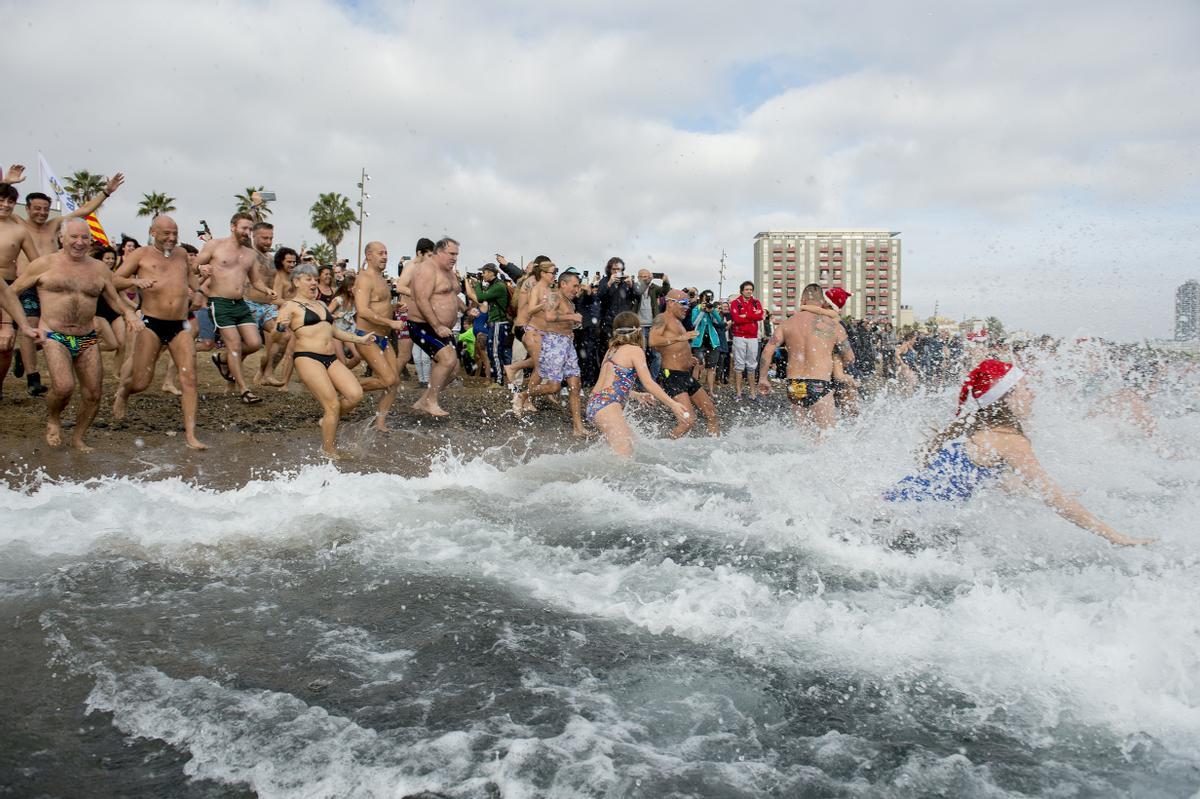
[5, 0, 1198, 339]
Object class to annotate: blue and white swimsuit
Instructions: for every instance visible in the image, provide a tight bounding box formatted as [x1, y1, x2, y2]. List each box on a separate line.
[884, 441, 1002, 502]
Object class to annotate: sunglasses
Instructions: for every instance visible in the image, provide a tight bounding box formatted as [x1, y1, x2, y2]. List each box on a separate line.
[668, 298, 691, 306]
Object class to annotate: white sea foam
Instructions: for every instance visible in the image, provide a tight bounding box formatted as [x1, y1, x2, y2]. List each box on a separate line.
[11, 349, 1200, 795]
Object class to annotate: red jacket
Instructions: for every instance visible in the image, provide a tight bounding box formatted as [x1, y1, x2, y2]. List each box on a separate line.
[730, 296, 764, 338]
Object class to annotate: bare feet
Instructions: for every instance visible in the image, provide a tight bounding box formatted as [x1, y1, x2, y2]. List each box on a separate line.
[412, 397, 450, 418]
[70, 438, 94, 453]
[504, 364, 523, 387]
[323, 448, 348, 461]
[185, 436, 209, 451]
[572, 427, 595, 438]
[161, 381, 182, 396]
[45, 422, 62, 447]
[255, 374, 285, 387]
[511, 390, 525, 418]
[112, 390, 128, 421]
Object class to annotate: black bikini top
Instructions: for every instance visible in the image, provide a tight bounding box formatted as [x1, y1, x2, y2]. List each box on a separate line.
[299, 302, 333, 327]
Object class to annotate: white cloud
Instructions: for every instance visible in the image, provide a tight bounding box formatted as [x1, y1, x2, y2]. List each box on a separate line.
[5, 0, 1198, 338]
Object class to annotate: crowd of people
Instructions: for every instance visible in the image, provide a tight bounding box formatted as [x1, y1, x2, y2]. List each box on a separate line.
[0, 166, 1190, 548]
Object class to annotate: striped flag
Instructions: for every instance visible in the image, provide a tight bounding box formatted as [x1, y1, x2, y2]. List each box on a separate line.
[85, 213, 110, 246]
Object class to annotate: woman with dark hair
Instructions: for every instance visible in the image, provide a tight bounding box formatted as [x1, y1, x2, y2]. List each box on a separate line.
[316, 265, 336, 304]
[90, 246, 123, 352]
[885, 359, 1153, 546]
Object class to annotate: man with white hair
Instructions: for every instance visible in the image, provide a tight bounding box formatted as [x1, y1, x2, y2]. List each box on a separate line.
[11, 218, 142, 450]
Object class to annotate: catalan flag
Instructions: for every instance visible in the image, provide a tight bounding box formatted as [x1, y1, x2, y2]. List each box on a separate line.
[85, 213, 110, 246]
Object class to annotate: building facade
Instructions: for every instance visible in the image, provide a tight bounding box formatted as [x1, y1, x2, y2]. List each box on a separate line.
[752, 230, 901, 323]
[1176, 280, 1200, 340]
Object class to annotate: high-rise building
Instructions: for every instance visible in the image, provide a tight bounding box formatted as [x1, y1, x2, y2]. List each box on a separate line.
[752, 230, 901, 323]
[1176, 280, 1200, 340]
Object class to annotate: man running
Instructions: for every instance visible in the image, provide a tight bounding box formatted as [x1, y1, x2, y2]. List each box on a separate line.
[11, 219, 142, 450]
[650, 289, 720, 438]
[757, 284, 854, 431]
[512, 270, 587, 435]
[0, 182, 43, 397]
[111, 216, 208, 450]
[408, 236, 462, 417]
[196, 212, 275, 403]
[353, 241, 405, 430]
[246, 221, 284, 387]
[10, 171, 124, 397]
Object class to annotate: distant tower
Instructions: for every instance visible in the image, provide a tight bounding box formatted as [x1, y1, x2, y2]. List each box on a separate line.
[1177, 280, 1200, 340]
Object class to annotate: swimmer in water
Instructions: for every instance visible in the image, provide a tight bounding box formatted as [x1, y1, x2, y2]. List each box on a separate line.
[885, 358, 1154, 546]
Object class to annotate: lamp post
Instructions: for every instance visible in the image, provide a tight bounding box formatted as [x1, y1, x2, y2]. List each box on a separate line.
[355, 167, 371, 270]
[718, 249, 727, 300]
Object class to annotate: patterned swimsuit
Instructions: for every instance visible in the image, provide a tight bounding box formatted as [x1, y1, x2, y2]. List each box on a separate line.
[585, 353, 637, 421]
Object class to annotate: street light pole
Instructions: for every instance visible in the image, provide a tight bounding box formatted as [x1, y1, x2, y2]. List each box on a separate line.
[718, 249, 727, 299]
[355, 167, 371, 270]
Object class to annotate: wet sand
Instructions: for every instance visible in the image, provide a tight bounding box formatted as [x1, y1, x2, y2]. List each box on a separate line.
[1, 352, 785, 488]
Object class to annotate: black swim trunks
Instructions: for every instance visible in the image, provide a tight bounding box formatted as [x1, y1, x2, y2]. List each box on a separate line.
[408, 320, 453, 358]
[143, 314, 187, 347]
[787, 378, 832, 408]
[661, 368, 703, 397]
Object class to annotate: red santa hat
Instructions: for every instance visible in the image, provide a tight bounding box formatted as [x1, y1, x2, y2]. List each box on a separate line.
[823, 286, 850, 311]
[957, 358, 1024, 414]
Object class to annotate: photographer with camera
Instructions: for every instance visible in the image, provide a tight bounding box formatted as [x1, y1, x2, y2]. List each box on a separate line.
[689, 290, 725, 396]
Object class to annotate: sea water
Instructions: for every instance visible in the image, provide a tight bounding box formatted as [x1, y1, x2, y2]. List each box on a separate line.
[2, 351, 1198, 798]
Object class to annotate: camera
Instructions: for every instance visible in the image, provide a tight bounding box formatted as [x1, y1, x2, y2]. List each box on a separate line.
[259, 191, 276, 202]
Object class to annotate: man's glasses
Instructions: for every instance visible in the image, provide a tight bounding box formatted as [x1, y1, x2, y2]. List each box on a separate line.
[668, 298, 691, 306]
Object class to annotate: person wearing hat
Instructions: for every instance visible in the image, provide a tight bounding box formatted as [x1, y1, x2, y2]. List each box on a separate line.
[884, 358, 1153, 547]
[756, 283, 854, 430]
[466, 262, 511, 385]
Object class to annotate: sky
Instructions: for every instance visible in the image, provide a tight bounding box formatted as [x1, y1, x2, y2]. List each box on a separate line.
[3, 0, 1198, 340]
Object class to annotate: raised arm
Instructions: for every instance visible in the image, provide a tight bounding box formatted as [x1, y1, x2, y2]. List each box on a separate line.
[68, 173, 124, 220]
[994, 434, 1153, 546]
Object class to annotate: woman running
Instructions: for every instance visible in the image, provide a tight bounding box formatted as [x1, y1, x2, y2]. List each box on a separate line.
[276, 264, 373, 459]
[587, 312, 689, 457]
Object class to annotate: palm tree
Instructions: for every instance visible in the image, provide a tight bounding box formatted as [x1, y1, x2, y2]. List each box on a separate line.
[233, 186, 272, 220]
[305, 241, 335, 264]
[136, 191, 177, 219]
[309, 192, 356, 261]
[64, 170, 107, 204]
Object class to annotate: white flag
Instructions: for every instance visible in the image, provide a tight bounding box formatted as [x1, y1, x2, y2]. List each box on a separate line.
[37, 152, 78, 214]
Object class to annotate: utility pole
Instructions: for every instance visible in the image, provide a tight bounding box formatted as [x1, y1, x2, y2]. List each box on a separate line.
[718, 249, 727, 299]
[355, 167, 371, 270]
